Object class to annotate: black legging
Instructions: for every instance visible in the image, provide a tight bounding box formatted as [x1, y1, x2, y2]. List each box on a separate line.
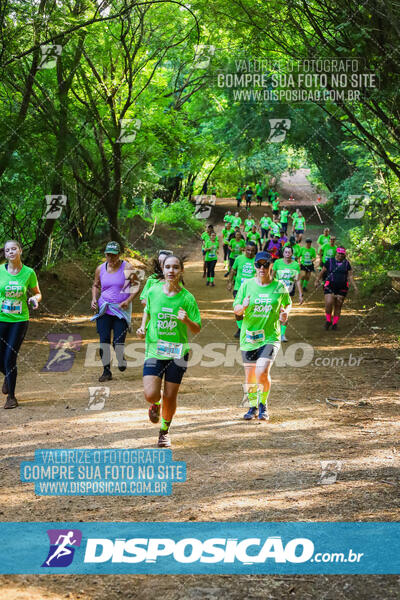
[0, 320, 29, 398]
[206, 260, 217, 278]
[96, 314, 129, 370]
[223, 244, 229, 260]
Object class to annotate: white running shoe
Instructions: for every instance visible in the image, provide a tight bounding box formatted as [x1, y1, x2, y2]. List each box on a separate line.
[281, 334, 288, 342]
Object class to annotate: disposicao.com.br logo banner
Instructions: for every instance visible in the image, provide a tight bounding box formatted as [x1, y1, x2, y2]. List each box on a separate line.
[0, 522, 398, 574]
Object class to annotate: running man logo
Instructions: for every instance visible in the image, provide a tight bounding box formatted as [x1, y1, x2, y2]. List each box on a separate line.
[345, 195, 368, 219]
[41, 334, 82, 373]
[42, 529, 82, 567]
[194, 196, 215, 219]
[193, 44, 216, 69]
[38, 45, 62, 69]
[319, 460, 342, 485]
[87, 386, 110, 411]
[116, 119, 141, 143]
[267, 119, 291, 143]
[44, 195, 67, 220]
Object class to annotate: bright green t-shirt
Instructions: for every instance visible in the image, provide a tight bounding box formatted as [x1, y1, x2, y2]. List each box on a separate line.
[299, 246, 316, 265]
[317, 234, 330, 248]
[255, 184, 263, 196]
[280, 209, 289, 223]
[222, 227, 232, 243]
[232, 216, 242, 229]
[224, 214, 234, 224]
[0, 264, 38, 322]
[236, 188, 244, 200]
[260, 216, 271, 229]
[291, 212, 299, 225]
[229, 238, 245, 259]
[247, 231, 261, 245]
[295, 216, 306, 230]
[233, 278, 291, 350]
[201, 231, 210, 250]
[144, 285, 201, 360]
[321, 243, 337, 262]
[232, 255, 256, 291]
[272, 200, 280, 210]
[273, 258, 300, 294]
[140, 274, 160, 302]
[204, 240, 219, 262]
[244, 218, 255, 232]
[270, 222, 281, 236]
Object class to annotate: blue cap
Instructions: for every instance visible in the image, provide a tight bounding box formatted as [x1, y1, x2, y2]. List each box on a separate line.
[255, 251, 272, 263]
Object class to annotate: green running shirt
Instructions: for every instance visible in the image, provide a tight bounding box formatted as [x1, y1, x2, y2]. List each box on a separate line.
[233, 278, 291, 350]
[0, 264, 38, 322]
[144, 285, 201, 360]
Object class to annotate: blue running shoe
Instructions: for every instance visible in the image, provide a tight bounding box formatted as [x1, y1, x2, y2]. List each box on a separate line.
[243, 406, 257, 420]
[258, 403, 269, 421]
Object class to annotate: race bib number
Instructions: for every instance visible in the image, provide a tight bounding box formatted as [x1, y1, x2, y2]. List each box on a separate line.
[1, 300, 22, 314]
[208, 252, 216, 259]
[245, 329, 265, 344]
[156, 340, 183, 359]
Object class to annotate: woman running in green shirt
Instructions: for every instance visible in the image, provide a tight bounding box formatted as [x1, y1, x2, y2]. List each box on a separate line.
[0, 240, 42, 408]
[294, 211, 306, 243]
[244, 214, 255, 232]
[233, 251, 291, 421]
[228, 230, 246, 273]
[280, 208, 289, 235]
[272, 246, 303, 341]
[298, 238, 317, 292]
[201, 225, 214, 278]
[137, 255, 201, 448]
[246, 225, 262, 250]
[260, 213, 271, 245]
[204, 232, 219, 286]
[317, 228, 330, 251]
[228, 242, 257, 338]
[221, 221, 233, 271]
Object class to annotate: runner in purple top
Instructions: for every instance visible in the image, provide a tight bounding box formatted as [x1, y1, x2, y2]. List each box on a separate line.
[91, 241, 140, 381]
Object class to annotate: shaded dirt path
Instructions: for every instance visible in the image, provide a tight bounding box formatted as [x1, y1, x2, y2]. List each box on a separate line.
[0, 176, 399, 599]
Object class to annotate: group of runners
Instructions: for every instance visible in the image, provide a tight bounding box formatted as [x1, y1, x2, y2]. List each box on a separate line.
[0, 195, 357, 448]
[235, 183, 281, 209]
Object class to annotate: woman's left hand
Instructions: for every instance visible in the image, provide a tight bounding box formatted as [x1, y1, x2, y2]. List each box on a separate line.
[119, 300, 130, 310]
[28, 296, 39, 310]
[177, 308, 188, 323]
[279, 307, 289, 323]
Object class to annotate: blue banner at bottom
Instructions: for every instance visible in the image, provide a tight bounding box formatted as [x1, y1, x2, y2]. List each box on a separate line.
[0, 522, 398, 574]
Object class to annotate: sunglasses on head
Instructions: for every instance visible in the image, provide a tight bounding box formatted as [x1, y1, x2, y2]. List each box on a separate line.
[255, 260, 270, 268]
[159, 250, 173, 256]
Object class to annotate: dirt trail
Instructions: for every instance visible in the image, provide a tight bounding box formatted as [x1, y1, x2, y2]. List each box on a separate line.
[0, 172, 399, 599]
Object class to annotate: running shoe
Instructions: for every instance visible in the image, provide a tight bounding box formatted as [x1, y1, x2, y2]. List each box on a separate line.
[206, 281, 210, 286]
[332, 323, 338, 330]
[234, 329, 240, 338]
[258, 403, 269, 421]
[281, 334, 288, 342]
[2, 378, 8, 395]
[118, 357, 127, 372]
[4, 396, 18, 409]
[243, 406, 257, 420]
[211, 282, 215, 287]
[158, 431, 171, 448]
[99, 370, 112, 382]
[148, 403, 160, 424]
[224, 272, 229, 278]
[324, 321, 331, 330]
